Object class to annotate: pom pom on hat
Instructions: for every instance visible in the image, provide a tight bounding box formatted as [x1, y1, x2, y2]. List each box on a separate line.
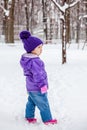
[19, 30, 43, 53]
[20, 31, 31, 39]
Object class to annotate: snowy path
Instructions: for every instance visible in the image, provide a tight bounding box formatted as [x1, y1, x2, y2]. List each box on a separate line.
[0, 44, 87, 130]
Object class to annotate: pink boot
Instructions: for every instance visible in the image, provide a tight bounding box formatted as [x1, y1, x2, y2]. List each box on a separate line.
[44, 119, 57, 125]
[26, 118, 37, 123]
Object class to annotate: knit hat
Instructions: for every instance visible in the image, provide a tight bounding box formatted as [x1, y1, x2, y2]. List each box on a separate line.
[20, 30, 43, 53]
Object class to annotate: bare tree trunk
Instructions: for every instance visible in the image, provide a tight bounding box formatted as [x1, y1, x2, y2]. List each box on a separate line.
[85, 3, 87, 41]
[76, 2, 80, 46]
[7, 0, 15, 43]
[82, 1, 87, 50]
[3, 0, 8, 43]
[61, 14, 67, 64]
[30, 0, 34, 33]
[24, 0, 29, 30]
[66, 0, 70, 44]
[50, 18, 54, 40]
[42, 0, 48, 41]
[62, 1, 67, 64]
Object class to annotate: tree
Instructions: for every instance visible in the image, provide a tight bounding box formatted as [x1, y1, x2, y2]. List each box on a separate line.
[76, 2, 80, 45]
[66, 0, 70, 45]
[50, 0, 81, 64]
[79, 0, 87, 49]
[85, 1, 87, 42]
[3, 0, 8, 42]
[42, 0, 48, 41]
[0, 0, 15, 43]
[7, 0, 15, 43]
[24, 0, 29, 31]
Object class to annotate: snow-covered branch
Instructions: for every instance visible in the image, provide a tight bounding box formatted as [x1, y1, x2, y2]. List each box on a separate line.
[83, 15, 87, 18]
[69, 0, 81, 8]
[0, 5, 9, 16]
[51, 0, 81, 13]
[79, 15, 87, 20]
[50, 0, 64, 13]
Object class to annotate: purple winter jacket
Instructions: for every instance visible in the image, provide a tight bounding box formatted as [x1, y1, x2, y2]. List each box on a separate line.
[20, 53, 48, 92]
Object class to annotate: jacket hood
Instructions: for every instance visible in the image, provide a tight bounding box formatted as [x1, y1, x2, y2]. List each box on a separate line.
[20, 53, 38, 69]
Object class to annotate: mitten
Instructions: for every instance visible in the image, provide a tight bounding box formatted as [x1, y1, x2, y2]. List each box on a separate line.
[41, 85, 47, 94]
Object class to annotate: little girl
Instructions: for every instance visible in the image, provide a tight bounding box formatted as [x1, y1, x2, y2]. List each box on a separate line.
[19, 31, 57, 125]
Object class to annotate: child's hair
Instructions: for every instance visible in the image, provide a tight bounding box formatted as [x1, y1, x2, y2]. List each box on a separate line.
[19, 31, 43, 53]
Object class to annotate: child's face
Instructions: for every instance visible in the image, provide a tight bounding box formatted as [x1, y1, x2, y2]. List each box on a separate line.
[31, 44, 43, 56]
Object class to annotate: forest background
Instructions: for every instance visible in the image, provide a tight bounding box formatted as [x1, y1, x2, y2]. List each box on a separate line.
[0, 0, 87, 63]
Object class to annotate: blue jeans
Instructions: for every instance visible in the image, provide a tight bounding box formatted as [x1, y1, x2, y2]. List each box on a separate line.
[25, 92, 52, 122]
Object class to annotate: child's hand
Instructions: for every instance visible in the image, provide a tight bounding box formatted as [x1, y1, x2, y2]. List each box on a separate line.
[41, 85, 47, 94]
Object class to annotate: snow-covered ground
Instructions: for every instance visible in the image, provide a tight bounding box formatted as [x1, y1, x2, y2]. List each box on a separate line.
[0, 43, 87, 130]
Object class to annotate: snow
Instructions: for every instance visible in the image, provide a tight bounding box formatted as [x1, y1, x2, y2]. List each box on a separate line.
[0, 43, 87, 130]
